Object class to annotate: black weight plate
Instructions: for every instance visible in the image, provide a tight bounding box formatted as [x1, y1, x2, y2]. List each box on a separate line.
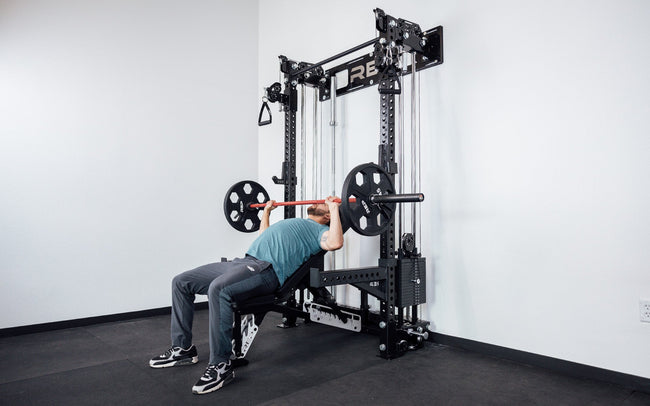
[223, 180, 269, 233]
[341, 163, 396, 236]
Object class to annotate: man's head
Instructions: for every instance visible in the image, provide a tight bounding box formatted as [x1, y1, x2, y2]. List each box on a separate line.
[307, 203, 330, 225]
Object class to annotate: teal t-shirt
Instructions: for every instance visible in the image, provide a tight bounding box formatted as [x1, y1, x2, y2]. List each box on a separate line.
[246, 218, 328, 285]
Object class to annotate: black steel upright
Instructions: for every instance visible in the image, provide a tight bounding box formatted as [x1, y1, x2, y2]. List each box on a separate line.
[272, 57, 299, 220]
[378, 88, 399, 358]
[282, 93, 297, 220]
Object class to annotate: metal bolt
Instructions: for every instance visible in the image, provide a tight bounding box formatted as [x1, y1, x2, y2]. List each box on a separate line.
[291, 63, 298, 70]
[379, 321, 387, 329]
[379, 38, 387, 45]
[421, 38, 427, 46]
[390, 41, 396, 47]
[404, 32, 410, 39]
[291, 80, 298, 86]
[379, 344, 387, 351]
[389, 20, 397, 27]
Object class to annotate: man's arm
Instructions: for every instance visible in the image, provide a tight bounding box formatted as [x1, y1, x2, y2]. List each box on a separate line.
[259, 200, 276, 234]
[320, 196, 344, 251]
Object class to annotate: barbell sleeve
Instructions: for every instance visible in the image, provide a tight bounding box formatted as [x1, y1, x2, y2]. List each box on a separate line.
[370, 193, 424, 203]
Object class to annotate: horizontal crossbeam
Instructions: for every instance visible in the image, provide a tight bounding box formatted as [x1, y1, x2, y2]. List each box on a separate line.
[309, 266, 387, 288]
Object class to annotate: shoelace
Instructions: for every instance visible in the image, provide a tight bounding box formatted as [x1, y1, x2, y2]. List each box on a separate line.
[201, 362, 229, 379]
[201, 365, 218, 380]
[162, 347, 177, 357]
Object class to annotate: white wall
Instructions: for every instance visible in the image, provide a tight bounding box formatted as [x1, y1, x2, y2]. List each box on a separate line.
[258, 0, 650, 378]
[0, 0, 260, 327]
[2, 0, 648, 381]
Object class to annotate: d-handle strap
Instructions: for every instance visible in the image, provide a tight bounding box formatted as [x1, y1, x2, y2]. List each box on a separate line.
[258, 99, 271, 126]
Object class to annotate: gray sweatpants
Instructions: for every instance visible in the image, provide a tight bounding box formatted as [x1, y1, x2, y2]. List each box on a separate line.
[170, 256, 279, 365]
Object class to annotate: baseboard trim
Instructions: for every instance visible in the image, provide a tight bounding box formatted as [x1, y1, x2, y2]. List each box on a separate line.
[0, 302, 209, 338]
[431, 332, 650, 394]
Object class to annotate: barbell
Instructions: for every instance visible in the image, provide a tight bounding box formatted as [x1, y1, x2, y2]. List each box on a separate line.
[248, 198, 355, 208]
[247, 194, 423, 209]
[223, 163, 424, 236]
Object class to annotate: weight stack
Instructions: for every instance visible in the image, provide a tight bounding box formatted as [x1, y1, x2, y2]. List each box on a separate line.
[397, 258, 426, 307]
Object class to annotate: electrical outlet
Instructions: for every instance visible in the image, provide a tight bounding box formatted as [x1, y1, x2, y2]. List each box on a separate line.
[641, 300, 650, 323]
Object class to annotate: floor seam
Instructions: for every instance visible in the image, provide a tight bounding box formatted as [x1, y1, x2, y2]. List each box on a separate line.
[0, 358, 130, 386]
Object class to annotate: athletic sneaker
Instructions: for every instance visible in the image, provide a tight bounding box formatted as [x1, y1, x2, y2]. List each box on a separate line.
[192, 361, 234, 395]
[149, 345, 198, 368]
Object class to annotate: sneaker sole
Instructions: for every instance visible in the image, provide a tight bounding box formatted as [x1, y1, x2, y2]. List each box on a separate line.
[192, 371, 235, 395]
[149, 356, 199, 369]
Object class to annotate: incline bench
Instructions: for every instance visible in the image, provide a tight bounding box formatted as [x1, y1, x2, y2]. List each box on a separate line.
[229, 251, 328, 365]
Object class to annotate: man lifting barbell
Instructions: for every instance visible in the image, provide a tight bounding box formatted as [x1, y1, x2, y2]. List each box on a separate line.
[149, 163, 423, 395]
[149, 196, 344, 395]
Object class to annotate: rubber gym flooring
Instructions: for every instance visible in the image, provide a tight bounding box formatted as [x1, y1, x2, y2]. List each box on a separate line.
[1, 309, 648, 406]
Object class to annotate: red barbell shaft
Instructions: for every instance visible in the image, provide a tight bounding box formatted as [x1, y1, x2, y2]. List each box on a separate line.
[249, 197, 357, 209]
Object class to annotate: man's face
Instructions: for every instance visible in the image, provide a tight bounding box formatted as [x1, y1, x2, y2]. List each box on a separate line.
[308, 203, 330, 221]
